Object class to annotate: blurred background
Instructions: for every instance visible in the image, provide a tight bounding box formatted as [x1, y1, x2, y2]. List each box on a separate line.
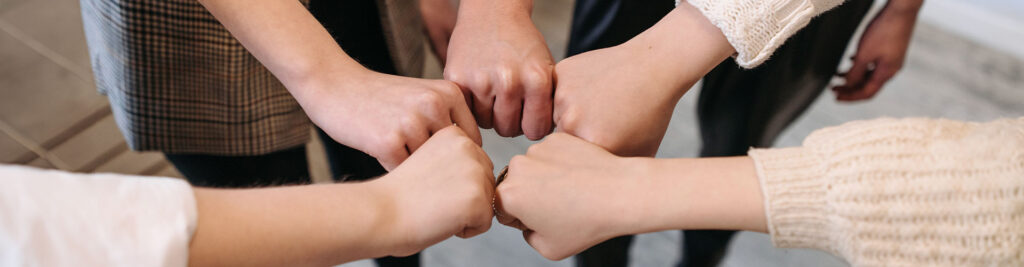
[0, 0, 1021, 266]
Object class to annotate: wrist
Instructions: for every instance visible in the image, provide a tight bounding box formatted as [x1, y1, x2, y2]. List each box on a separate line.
[353, 179, 403, 257]
[288, 64, 374, 109]
[457, 0, 532, 22]
[603, 157, 668, 237]
[620, 3, 733, 99]
[284, 56, 370, 104]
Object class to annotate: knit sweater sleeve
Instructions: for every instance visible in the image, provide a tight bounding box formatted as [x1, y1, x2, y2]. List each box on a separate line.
[679, 0, 846, 68]
[748, 117, 1024, 266]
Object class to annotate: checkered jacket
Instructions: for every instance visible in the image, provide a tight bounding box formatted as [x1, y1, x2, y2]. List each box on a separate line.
[79, 0, 424, 156]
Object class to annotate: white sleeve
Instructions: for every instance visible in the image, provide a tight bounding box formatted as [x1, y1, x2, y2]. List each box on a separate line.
[682, 0, 847, 68]
[0, 165, 197, 267]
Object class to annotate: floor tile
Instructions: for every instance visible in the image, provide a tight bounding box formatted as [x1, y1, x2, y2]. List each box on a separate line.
[26, 156, 53, 169]
[94, 150, 169, 176]
[0, 0, 92, 76]
[154, 165, 184, 179]
[0, 30, 108, 145]
[0, 131, 33, 163]
[49, 115, 125, 172]
[0, 0, 29, 14]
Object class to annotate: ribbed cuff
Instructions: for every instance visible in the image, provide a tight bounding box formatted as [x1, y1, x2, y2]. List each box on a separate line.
[683, 0, 833, 68]
[748, 147, 835, 253]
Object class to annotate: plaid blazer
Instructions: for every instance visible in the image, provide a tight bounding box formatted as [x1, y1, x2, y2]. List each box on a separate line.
[80, 0, 424, 156]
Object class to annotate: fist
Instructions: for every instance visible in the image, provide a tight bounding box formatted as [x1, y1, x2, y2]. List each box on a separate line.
[444, 5, 554, 139]
[552, 47, 685, 157]
[376, 126, 495, 256]
[300, 71, 482, 171]
[496, 133, 643, 260]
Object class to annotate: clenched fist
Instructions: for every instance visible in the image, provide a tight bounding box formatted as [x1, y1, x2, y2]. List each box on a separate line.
[553, 4, 732, 157]
[495, 133, 647, 260]
[293, 69, 482, 171]
[375, 126, 496, 256]
[443, 0, 554, 139]
[552, 45, 683, 157]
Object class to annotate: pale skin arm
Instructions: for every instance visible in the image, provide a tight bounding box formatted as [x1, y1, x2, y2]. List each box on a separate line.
[196, 0, 481, 171]
[552, 3, 734, 157]
[188, 183, 393, 267]
[495, 133, 764, 260]
[189, 126, 495, 267]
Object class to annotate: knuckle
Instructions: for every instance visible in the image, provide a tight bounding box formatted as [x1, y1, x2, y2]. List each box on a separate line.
[525, 143, 545, 156]
[442, 68, 463, 83]
[417, 91, 447, 114]
[508, 155, 529, 172]
[521, 66, 551, 90]
[376, 134, 405, 158]
[468, 75, 492, 95]
[555, 107, 581, 132]
[436, 125, 464, 138]
[546, 132, 572, 143]
[436, 80, 462, 97]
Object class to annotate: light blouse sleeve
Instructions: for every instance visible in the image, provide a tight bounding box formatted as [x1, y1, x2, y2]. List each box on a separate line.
[679, 0, 847, 67]
[748, 117, 1024, 266]
[0, 165, 197, 267]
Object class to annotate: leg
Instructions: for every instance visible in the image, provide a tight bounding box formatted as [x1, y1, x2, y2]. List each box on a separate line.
[689, 1, 875, 266]
[164, 145, 311, 188]
[308, 0, 417, 265]
[567, 1, 673, 266]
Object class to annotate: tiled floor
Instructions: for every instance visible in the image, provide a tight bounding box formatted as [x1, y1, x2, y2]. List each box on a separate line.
[0, 0, 178, 177]
[2, 0, 1022, 267]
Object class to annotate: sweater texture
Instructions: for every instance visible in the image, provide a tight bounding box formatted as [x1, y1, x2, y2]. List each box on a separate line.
[749, 117, 1024, 266]
[682, 0, 845, 67]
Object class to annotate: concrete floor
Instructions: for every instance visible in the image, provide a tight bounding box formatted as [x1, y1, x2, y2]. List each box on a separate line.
[1, 0, 1022, 266]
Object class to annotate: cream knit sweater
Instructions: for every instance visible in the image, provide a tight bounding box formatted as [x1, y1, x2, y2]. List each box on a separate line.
[682, 0, 846, 67]
[749, 117, 1024, 266]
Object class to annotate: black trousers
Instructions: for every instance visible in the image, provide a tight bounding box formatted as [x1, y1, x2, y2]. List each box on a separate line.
[164, 0, 418, 266]
[566, 0, 874, 266]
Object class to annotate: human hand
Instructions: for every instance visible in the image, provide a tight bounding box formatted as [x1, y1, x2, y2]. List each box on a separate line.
[551, 46, 683, 157]
[443, 0, 555, 139]
[373, 126, 495, 256]
[833, 0, 921, 101]
[420, 0, 458, 63]
[294, 68, 481, 171]
[495, 133, 646, 260]
[551, 3, 732, 157]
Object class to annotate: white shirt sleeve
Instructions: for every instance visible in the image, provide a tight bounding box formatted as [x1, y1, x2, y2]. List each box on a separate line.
[0, 164, 197, 267]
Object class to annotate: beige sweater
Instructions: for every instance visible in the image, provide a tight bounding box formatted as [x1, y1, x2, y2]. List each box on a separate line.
[683, 0, 846, 67]
[749, 117, 1024, 266]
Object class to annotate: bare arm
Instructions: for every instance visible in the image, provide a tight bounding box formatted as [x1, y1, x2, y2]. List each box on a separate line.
[494, 134, 763, 260]
[553, 3, 734, 157]
[195, 0, 481, 170]
[189, 126, 495, 267]
[188, 183, 391, 267]
[196, 0, 362, 90]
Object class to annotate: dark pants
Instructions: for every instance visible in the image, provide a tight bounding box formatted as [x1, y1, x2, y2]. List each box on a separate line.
[566, 0, 874, 266]
[164, 0, 418, 266]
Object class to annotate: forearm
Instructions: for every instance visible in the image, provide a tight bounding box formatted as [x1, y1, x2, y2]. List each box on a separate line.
[196, 0, 366, 97]
[623, 157, 767, 236]
[188, 182, 393, 267]
[620, 3, 734, 99]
